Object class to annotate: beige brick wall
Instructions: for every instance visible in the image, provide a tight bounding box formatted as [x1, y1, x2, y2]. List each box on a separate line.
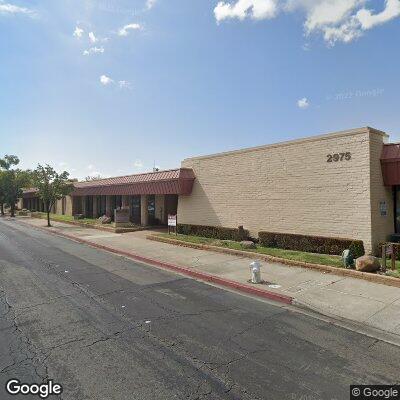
[178, 128, 390, 254]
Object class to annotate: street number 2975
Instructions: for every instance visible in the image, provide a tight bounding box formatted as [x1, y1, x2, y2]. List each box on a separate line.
[327, 152, 351, 162]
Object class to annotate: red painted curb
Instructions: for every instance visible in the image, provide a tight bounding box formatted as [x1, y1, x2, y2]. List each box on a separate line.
[148, 235, 400, 289]
[21, 221, 293, 305]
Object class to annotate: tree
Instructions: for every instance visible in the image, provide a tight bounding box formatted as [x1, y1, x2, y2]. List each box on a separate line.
[0, 155, 20, 170]
[0, 155, 32, 217]
[32, 165, 73, 227]
[85, 174, 103, 181]
[0, 171, 6, 216]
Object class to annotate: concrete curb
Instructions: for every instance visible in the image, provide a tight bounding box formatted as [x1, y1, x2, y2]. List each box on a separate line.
[18, 220, 293, 305]
[148, 235, 400, 289]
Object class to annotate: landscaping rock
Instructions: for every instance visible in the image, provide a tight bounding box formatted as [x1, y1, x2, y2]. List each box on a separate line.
[240, 240, 256, 249]
[355, 255, 381, 273]
[98, 215, 111, 224]
[74, 214, 84, 220]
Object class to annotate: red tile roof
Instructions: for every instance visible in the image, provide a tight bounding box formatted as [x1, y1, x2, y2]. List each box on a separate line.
[23, 168, 195, 197]
[381, 144, 400, 186]
[22, 188, 38, 195]
[74, 168, 194, 188]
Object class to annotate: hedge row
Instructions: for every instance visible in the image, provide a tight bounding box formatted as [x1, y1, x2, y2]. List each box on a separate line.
[177, 224, 248, 241]
[258, 231, 365, 258]
[175, 224, 365, 258]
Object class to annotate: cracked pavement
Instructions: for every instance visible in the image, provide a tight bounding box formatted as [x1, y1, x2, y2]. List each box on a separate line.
[0, 218, 399, 399]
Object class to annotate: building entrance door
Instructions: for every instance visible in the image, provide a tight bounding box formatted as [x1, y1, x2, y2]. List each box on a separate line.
[86, 196, 93, 218]
[130, 196, 141, 224]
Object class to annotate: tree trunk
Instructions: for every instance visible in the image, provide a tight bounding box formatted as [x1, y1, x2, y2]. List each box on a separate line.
[46, 201, 51, 227]
[0, 203, 4, 216]
[10, 204, 15, 218]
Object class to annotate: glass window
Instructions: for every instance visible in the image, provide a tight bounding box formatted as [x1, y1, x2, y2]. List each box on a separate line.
[396, 187, 400, 233]
[130, 196, 141, 224]
[148, 195, 155, 225]
[116, 196, 122, 209]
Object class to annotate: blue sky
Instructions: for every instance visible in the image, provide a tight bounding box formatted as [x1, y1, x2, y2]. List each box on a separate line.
[1, 0, 399, 179]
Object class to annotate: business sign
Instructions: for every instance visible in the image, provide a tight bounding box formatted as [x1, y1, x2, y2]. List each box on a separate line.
[168, 214, 177, 227]
[380, 201, 387, 216]
[114, 208, 130, 224]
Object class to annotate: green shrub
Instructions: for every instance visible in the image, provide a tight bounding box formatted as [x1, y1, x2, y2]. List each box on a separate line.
[348, 240, 365, 259]
[177, 224, 248, 241]
[258, 231, 364, 257]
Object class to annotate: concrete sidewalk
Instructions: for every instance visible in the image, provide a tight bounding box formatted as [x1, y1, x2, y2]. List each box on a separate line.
[18, 217, 400, 338]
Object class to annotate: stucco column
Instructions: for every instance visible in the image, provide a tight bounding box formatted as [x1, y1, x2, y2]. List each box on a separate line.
[65, 196, 72, 216]
[122, 195, 130, 209]
[92, 196, 98, 219]
[140, 195, 148, 226]
[155, 195, 166, 224]
[71, 197, 77, 216]
[106, 196, 112, 217]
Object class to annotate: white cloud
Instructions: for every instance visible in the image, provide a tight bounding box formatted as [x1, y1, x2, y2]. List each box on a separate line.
[99, 75, 131, 89]
[357, 0, 400, 30]
[118, 23, 142, 36]
[87, 164, 95, 170]
[118, 80, 132, 89]
[133, 160, 143, 169]
[215, 0, 400, 45]
[296, 0, 362, 33]
[297, 97, 310, 109]
[0, 2, 33, 16]
[146, 0, 157, 10]
[83, 46, 105, 56]
[321, 19, 362, 45]
[88, 31, 97, 43]
[297, 0, 366, 46]
[100, 75, 113, 85]
[73, 26, 84, 38]
[214, 0, 278, 22]
[58, 161, 68, 167]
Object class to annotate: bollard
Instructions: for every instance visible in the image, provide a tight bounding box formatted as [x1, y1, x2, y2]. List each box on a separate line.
[381, 244, 387, 272]
[249, 261, 262, 284]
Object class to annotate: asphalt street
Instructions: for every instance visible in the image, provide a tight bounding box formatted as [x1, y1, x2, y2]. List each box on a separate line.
[0, 218, 399, 400]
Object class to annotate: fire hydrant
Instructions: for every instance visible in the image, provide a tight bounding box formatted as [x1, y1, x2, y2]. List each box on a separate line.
[249, 261, 262, 284]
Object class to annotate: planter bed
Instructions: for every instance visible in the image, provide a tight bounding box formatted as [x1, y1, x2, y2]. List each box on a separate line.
[30, 212, 145, 233]
[147, 234, 400, 288]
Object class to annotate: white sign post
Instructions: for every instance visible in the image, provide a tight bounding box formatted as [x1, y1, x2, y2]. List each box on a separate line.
[168, 214, 177, 235]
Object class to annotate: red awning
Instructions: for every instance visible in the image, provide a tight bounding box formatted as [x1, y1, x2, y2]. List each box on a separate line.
[71, 168, 195, 196]
[381, 144, 400, 186]
[22, 168, 195, 198]
[22, 189, 38, 198]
